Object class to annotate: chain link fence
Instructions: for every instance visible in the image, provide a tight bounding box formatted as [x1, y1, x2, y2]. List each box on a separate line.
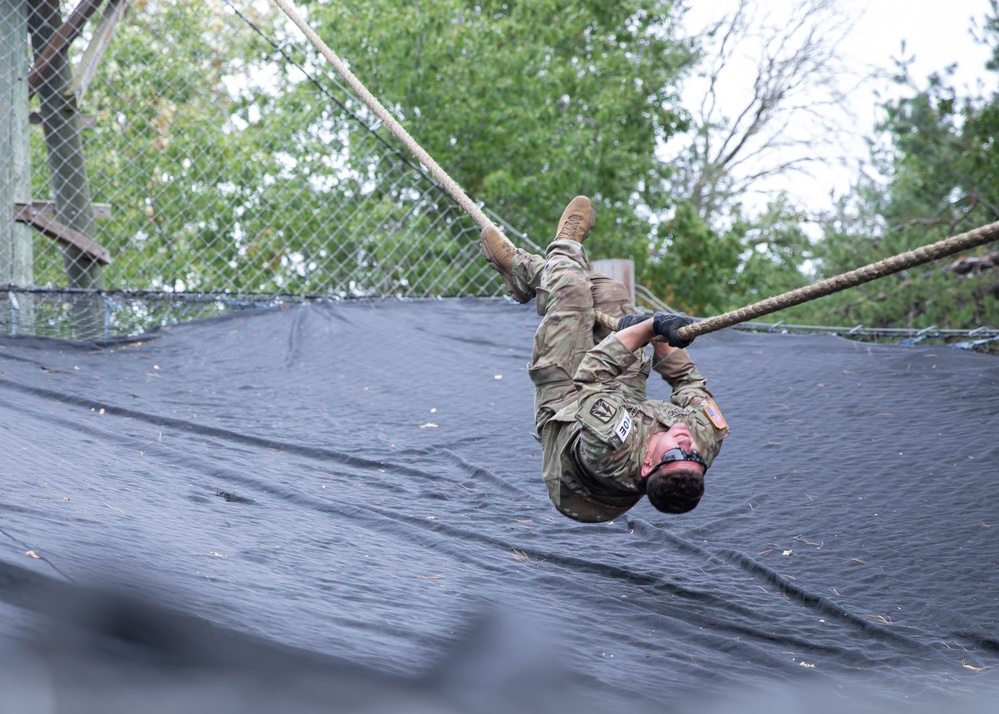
[2, 1, 996, 351]
[2, 0, 543, 340]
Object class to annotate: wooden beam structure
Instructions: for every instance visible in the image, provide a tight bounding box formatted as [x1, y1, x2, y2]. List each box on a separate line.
[13, 204, 112, 266]
[29, 0, 106, 303]
[30, 111, 97, 129]
[15, 201, 111, 220]
[71, 0, 131, 104]
[28, 0, 105, 99]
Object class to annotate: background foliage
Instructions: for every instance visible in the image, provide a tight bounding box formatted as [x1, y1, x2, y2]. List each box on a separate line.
[302, 0, 693, 264]
[773, 28, 999, 330]
[7, 0, 999, 334]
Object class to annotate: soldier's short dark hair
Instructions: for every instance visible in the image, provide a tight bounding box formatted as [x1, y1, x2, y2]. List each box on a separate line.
[645, 467, 704, 514]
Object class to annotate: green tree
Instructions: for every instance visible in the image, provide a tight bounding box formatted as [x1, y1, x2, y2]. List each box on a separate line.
[31, 0, 696, 297]
[796, 6, 999, 332]
[730, 197, 813, 301]
[645, 200, 739, 315]
[303, 0, 693, 263]
[643, 196, 812, 317]
[34, 0, 272, 291]
[642, 0, 854, 318]
[666, 0, 857, 225]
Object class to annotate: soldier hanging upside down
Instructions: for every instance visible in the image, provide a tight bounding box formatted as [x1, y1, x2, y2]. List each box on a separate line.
[480, 196, 729, 523]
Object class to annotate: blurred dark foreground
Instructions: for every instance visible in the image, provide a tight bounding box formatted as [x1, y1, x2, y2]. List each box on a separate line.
[1, 561, 996, 714]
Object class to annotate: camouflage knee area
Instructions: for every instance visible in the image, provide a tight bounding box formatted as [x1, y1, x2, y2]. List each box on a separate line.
[529, 304, 594, 382]
[533, 240, 590, 317]
[540, 244, 591, 304]
[589, 271, 640, 342]
[529, 254, 594, 386]
[589, 272, 633, 312]
[507, 250, 545, 305]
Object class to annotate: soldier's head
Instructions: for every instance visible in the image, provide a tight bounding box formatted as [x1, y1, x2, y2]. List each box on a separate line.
[641, 424, 706, 514]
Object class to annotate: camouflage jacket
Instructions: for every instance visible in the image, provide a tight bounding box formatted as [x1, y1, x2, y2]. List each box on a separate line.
[540, 335, 728, 523]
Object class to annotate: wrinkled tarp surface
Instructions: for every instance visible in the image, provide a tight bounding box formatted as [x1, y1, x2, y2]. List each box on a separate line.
[2, 298, 998, 713]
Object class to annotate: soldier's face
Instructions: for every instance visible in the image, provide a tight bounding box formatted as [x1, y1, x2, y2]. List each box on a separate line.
[640, 424, 703, 479]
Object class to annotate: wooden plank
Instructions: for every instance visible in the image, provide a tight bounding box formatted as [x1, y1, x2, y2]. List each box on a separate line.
[72, 0, 131, 104]
[13, 204, 112, 265]
[591, 259, 635, 305]
[29, 111, 97, 129]
[28, 0, 105, 98]
[15, 201, 111, 220]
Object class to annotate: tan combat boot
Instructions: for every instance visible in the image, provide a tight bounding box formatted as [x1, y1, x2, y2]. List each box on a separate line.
[553, 195, 596, 243]
[480, 225, 533, 303]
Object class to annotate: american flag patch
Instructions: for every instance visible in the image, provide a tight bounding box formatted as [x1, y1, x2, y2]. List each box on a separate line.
[704, 401, 727, 430]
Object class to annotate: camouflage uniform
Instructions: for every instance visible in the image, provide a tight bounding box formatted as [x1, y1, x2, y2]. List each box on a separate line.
[509, 240, 728, 523]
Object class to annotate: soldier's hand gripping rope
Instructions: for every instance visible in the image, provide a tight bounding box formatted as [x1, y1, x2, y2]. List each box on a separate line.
[616, 313, 696, 349]
[652, 313, 696, 349]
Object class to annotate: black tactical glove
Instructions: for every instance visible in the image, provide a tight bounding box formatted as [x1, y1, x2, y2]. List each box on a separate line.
[652, 312, 695, 348]
[615, 313, 651, 331]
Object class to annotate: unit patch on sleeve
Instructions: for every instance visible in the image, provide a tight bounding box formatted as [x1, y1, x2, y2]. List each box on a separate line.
[703, 401, 728, 430]
[589, 398, 617, 424]
[613, 410, 633, 443]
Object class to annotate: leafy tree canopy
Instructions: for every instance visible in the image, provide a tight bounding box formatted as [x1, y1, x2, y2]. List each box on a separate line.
[22, 0, 999, 334]
[303, 0, 693, 262]
[788, 14, 999, 332]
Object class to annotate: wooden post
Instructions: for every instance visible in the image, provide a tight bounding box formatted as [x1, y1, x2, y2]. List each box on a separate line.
[1, 0, 35, 334]
[29, 0, 104, 338]
[591, 258, 635, 305]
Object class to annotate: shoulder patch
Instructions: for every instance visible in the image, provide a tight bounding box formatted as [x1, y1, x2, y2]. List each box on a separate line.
[704, 401, 728, 430]
[589, 398, 617, 424]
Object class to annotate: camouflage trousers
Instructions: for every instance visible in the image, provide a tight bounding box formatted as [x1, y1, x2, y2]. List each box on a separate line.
[506, 241, 650, 433]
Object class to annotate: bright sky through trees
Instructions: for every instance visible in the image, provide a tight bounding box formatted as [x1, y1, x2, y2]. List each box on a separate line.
[679, 0, 995, 215]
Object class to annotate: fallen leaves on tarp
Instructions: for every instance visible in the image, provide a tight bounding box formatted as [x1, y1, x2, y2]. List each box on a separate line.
[962, 661, 995, 672]
[867, 615, 893, 624]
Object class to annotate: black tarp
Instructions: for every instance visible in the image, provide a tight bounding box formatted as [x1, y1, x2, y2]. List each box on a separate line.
[2, 298, 998, 713]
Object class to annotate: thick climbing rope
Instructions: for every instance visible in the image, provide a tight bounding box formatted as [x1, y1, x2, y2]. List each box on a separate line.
[592, 219, 999, 339]
[667, 221, 999, 340]
[271, 0, 999, 341]
[271, 0, 494, 234]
